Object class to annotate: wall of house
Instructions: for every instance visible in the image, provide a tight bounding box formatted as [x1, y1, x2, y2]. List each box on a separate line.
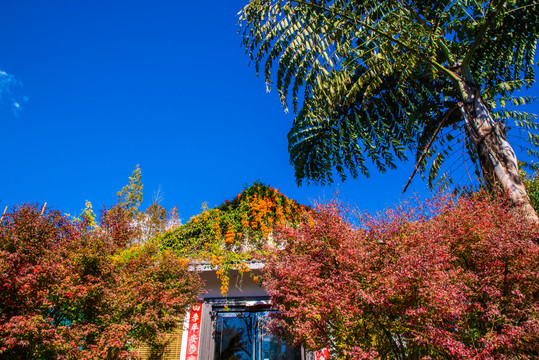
[133, 327, 184, 360]
[133, 268, 266, 360]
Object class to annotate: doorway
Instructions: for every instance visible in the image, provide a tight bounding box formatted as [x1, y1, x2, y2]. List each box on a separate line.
[207, 299, 302, 360]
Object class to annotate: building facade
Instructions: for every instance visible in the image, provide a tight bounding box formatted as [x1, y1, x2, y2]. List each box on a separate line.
[136, 263, 325, 360]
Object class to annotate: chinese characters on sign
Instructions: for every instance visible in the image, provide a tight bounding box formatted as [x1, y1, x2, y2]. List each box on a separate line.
[316, 348, 329, 360]
[186, 303, 203, 360]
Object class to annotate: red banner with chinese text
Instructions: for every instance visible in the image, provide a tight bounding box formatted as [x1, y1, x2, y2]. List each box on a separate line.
[185, 303, 203, 360]
[316, 348, 329, 360]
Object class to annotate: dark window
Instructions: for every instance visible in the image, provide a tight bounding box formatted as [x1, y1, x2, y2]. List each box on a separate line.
[208, 299, 302, 360]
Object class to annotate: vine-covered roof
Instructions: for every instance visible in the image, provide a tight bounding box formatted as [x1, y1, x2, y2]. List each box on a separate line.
[158, 182, 308, 296]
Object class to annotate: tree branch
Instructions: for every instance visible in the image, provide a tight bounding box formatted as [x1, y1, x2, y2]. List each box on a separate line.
[403, 106, 457, 193]
[461, 0, 505, 69]
[290, 0, 461, 83]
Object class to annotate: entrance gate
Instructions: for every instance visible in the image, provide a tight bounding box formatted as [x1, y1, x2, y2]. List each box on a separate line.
[181, 298, 310, 360]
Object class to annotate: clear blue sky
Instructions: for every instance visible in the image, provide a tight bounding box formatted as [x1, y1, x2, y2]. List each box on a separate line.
[0, 0, 537, 221]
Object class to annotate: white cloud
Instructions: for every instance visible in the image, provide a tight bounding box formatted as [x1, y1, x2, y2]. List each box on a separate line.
[0, 69, 26, 115]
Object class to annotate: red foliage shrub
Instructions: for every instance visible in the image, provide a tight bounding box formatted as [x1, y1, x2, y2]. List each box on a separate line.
[0, 204, 203, 359]
[263, 195, 539, 359]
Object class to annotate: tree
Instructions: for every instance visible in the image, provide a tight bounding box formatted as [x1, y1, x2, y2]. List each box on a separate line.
[117, 164, 143, 218]
[80, 200, 97, 227]
[0, 204, 203, 359]
[239, 0, 539, 220]
[262, 195, 539, 359]
[135, 201, 169, 243]
[521, 163, 539, 212]
[116, 165, 172, 243]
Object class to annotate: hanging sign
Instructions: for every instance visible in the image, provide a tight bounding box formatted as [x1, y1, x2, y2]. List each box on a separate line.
[316, 348, 329, 360]
[185, 302, 203, 360]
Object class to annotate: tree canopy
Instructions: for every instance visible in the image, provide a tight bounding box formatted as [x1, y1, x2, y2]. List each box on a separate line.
[239, 0, 539, 217]
[116, 164, 143, 218]
[0, 204, 202, 359]
[263, 194, 539, 359]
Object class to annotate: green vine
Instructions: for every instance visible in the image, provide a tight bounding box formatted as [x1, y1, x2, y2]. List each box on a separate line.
[158, 182, 308, 296]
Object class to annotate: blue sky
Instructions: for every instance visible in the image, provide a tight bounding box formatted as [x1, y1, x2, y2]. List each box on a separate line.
[0, 0, 537, 221]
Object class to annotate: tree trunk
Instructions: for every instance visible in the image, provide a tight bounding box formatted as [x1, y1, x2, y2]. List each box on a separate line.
[458, 80, 539, 223]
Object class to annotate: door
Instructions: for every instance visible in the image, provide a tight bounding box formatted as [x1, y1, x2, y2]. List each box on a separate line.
[212, 308, 301, 360]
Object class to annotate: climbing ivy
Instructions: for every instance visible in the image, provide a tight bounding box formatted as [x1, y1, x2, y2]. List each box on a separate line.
[159, 182, 308, 295]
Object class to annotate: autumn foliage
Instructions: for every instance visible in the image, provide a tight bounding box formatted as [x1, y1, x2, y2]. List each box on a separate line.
[160, 182, 307, 295]
[263, 194, 539, 359]
[161, 182, 306, 254]
[0, 204, 202, 360]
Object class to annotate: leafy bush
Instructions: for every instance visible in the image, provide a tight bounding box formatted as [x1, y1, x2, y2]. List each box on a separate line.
[263, 194, 539, 359]
[0, 204, 202, 360]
